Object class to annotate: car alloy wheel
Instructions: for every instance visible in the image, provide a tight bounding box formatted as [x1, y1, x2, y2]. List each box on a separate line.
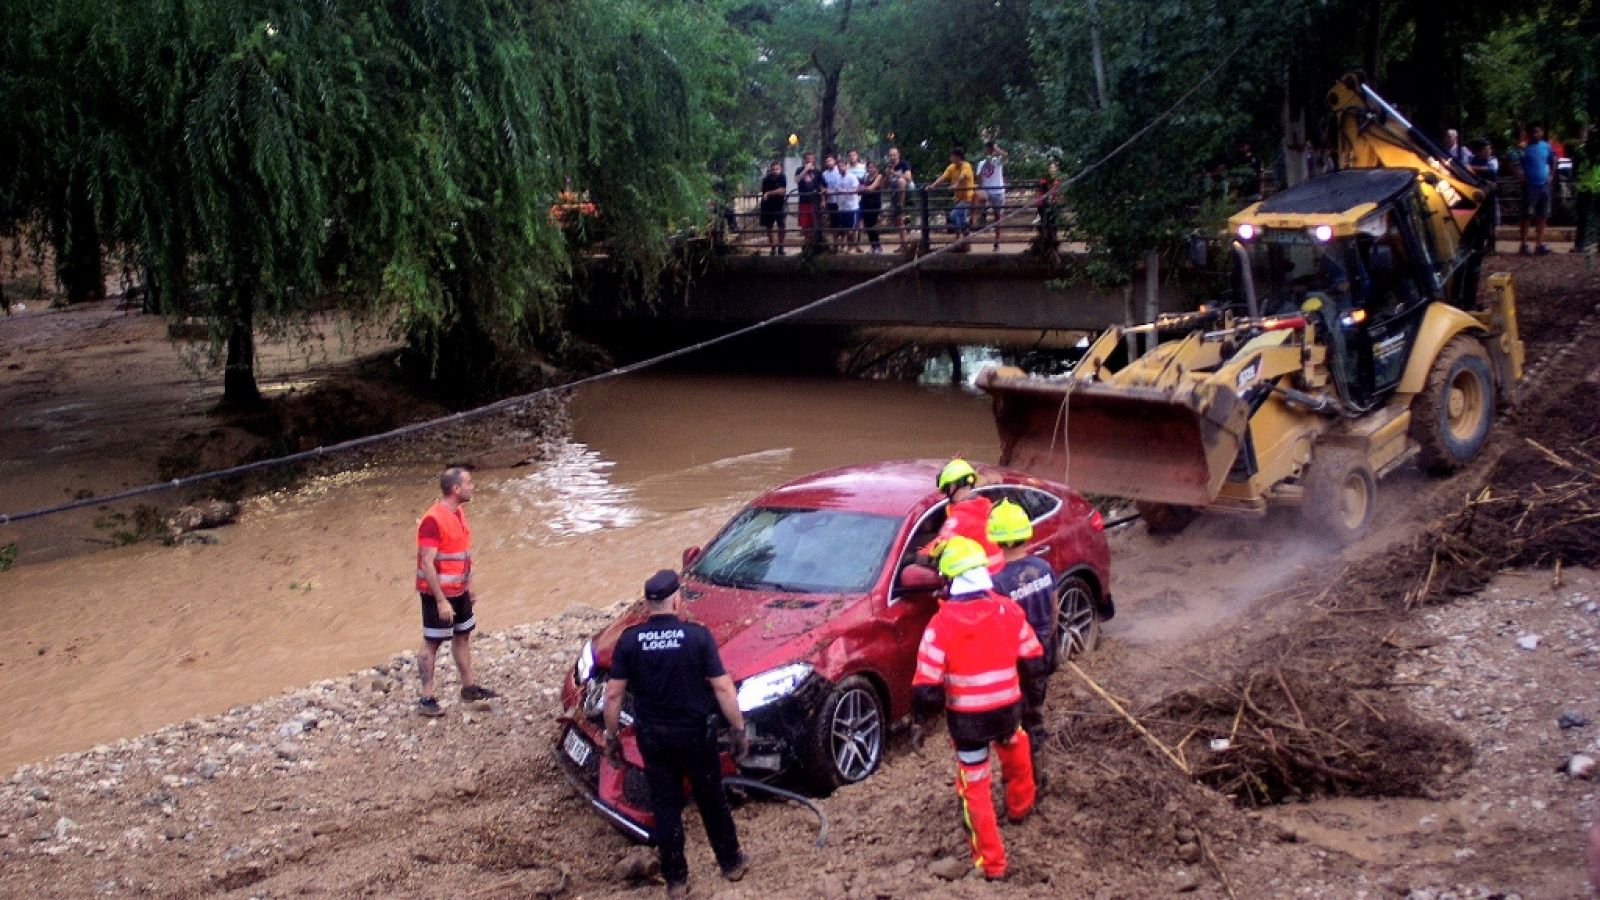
[828, 682, 883, 782]
[1056, 574, 1101, 659]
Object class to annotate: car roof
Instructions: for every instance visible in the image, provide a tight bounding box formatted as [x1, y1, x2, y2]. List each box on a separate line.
[1255, 168, 1416, 216]
[752, 459, 1010, 517]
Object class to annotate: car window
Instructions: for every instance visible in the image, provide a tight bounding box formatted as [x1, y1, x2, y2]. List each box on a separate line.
[974, 485, 1060, 524]
[690, 506, 902, 594]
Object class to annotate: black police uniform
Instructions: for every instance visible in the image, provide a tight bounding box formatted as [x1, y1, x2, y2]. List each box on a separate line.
[993, 555, 1057, 742]
[610, 610, 741, 886]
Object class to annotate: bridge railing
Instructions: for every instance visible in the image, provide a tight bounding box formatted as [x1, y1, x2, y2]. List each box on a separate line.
[714, 180, 1064, 255]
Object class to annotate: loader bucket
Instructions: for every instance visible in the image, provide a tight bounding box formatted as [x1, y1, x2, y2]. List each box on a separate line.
[978, 371, 1249, 507]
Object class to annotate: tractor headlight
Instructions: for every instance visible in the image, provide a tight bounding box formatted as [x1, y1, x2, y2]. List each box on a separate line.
[736, 663, 814, 712]
[574, 639, 596, 684]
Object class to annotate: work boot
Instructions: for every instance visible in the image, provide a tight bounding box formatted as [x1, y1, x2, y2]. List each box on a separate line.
[720, 851, 750, 882]
[417, 697, 445, 718]
[666, 881, 689, 899]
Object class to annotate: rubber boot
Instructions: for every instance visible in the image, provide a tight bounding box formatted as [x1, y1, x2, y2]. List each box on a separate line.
[955, 760, 1007, 878]
[996, 728, 1036, 822]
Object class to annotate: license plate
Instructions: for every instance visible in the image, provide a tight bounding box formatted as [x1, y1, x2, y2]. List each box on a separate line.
[563, 728, 592, 766]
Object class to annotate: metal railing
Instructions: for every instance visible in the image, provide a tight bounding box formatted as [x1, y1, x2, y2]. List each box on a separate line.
[713, 180, 1065, 256]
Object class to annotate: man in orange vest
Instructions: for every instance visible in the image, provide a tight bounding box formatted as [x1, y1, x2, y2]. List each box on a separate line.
[921, 458, 1003, 573]
[911, 536, 1045, 881]
[415, 467, 497, 717]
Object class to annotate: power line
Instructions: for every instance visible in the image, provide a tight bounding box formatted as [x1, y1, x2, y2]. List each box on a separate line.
[0, 34, 1253, 528]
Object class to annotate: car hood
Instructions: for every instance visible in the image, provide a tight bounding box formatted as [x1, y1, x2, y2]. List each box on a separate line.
[591, 579, 862, 681]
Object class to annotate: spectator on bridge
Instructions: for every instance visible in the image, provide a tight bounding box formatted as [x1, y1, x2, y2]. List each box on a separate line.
[822, 153, 844, 249]
[860, 160, 885, 254]
[759, 160, 788, 256]
[928, 146, 977, 249]
[1466, 139, 1500, 254]
[975, 140, 1009, 251]
[886, 147, 914, 250]
[1444, 129, 1471, 167]
[1519, 123, 1555, 255]
[846, 149, 866, 181]
[795, 153, 823, 245]
[829, 155, 863, 252]
[1035, 159, 1062, 251]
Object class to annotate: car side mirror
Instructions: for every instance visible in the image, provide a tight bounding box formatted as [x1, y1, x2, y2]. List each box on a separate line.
[682, 546, 702, 568]
[897, 564, 941, 593]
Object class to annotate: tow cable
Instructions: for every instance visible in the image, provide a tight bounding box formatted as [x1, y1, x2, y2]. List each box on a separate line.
[723, 776, 830, 847]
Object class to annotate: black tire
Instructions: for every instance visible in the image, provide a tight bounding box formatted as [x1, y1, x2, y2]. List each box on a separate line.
[1137, 502, 1199, 536]
[1300, 448, 1377, 545]
[802, 675, 884, 794]
[1055, 574, 1102, 660]
[1410, 337, 1495, 475]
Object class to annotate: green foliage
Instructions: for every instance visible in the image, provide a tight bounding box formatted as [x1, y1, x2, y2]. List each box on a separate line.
[0, 543, 15, 572]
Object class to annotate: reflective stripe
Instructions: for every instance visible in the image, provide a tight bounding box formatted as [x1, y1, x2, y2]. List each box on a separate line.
[422, 626, 454, 640]
[947, 686, 1022, 710]
[945, 667, 1017, 689]
[956, 746, 990, 765]
[916, 662, 944, 681]
[436, 551, 472, 560]
[453, 616, 476, 632]
[417, 570, 470, 585]
[922, 643, 946, 664]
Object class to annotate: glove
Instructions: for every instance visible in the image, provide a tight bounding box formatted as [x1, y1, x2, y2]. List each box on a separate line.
[728, 728, 750, 761]
[908, 721, 927, 753]
[605, 732, 624, 767]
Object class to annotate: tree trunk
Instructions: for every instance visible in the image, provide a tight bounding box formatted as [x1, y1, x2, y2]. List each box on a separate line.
[1364, 0, 1383, 77]
[818, 65, 842, 155]
[222, 298, 262, 409]
[1411, 3, 1449, 140]
[1282, 65, 1309, 188]
[55, 171, 105, 305]
[1087, 0, 1110, 111]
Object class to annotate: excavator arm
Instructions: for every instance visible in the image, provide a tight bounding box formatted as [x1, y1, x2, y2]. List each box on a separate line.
[1328, 72, 1487, 211]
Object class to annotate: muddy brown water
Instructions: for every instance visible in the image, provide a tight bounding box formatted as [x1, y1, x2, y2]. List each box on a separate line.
[0, 371, 1000, 771]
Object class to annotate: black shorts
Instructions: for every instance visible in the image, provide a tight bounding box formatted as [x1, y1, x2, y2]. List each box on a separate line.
[759, 209, 784, 228]
[420, 592, 475, 641]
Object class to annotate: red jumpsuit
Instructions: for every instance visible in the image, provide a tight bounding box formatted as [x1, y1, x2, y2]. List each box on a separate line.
[913, 589, 1045, 879]
[925, 494, 1004, 573]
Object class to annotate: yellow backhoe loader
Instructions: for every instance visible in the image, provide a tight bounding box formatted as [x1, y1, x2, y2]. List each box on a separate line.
[978, 73, 1524, 543]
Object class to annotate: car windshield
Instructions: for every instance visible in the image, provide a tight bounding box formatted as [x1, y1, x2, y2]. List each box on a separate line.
[690, 506, 902, 594]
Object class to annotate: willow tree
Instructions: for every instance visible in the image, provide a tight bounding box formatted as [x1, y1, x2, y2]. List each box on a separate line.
[6, 0, 755, 405]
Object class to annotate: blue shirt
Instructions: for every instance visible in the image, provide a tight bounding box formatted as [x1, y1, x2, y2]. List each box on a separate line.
[993, 556, 1057, 669]
[1522, 140, 1554, 186]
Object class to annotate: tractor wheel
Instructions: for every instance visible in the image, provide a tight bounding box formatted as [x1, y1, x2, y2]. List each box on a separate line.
[1410, 337, 1495, 475]
[1301, 448, 1377, 545]
[1136, 502, 1199, 536]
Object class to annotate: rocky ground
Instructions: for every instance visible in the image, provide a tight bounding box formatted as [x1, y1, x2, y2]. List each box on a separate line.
[2, 253, 1599, 898]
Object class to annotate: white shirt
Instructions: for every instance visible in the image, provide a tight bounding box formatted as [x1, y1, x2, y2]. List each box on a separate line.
[833, 171, 861, 211]
[978, 154, 1005, 189]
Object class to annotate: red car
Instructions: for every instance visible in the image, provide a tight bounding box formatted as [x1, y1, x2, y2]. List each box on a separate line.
[555, 459, 1112, 841]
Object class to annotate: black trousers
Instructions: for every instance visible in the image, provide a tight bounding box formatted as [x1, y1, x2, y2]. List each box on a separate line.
[637, 724, 741, 886]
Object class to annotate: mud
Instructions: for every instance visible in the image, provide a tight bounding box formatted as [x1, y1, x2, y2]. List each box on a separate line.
[1, 254, 1597, 897]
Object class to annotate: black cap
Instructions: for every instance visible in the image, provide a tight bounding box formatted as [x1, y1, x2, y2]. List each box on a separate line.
[644, 569, 680, 603]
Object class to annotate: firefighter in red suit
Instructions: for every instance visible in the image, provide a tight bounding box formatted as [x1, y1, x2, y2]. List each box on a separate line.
[911, 535, 1045, 881]
[921, 458, 1003, 572]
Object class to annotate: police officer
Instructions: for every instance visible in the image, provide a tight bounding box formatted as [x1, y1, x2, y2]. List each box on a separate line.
[603, 570, 750, 898]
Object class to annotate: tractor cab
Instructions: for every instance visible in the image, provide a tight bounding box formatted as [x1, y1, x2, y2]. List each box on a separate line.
[1228, 168, 1455, 408]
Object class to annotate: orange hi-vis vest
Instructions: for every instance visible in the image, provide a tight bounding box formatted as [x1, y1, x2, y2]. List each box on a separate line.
[416, 501, 472, 596]
[913, 591, 1044, 713]
[926, 495, 1004, 573]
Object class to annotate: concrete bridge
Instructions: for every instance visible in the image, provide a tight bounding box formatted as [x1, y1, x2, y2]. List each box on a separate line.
[579, 245, 1198, 350]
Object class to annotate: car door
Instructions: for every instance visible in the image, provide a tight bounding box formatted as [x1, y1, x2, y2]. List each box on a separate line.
[876, 496, 946, 714]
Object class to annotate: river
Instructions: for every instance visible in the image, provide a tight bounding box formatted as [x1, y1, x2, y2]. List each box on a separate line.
[0, 370, 998, 770]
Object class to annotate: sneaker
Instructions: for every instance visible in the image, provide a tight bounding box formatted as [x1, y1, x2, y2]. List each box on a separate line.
[417, 697, 445, 718]
[666, 882, 689, 900]
[1535, 244, 1551, 255]
[720, 852, 750, 882]
[1519, 244, 1531, 256]
[460, 685, 500, 701]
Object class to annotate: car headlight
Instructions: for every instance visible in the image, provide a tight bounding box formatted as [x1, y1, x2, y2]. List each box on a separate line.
[574, 639, 596, 684]
[736, 662, 814, 712]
